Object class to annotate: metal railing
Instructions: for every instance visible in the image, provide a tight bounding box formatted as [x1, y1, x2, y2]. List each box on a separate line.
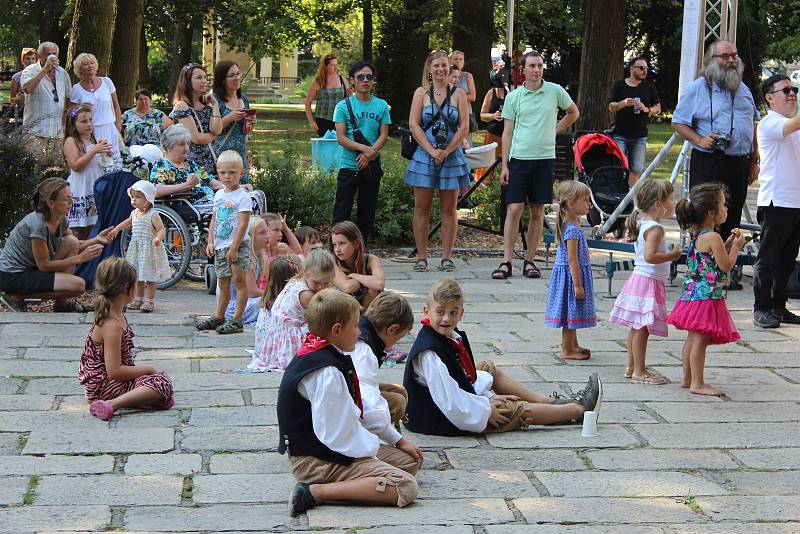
[255, 76, 302, 91]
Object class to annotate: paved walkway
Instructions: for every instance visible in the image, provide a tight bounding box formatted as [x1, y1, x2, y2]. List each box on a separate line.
[0, 253, 799, 533]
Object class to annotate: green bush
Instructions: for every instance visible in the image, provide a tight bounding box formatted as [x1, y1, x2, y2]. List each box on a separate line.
[470, 170, 503, 232]
[294, 74, 315, 98]
[249, 145, 428, 246]
[0, 125, 66, 242]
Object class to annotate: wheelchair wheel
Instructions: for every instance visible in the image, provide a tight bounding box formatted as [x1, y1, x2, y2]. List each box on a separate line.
[120, 205, 192, 290]
[184, 234, 209, 282]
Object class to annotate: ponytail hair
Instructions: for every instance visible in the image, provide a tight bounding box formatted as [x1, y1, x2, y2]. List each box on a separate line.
[93, 257, 137, 326]
[554, 180, 591, 244]
[32, 178, 69, 220]
[261, 254, 302, 310]
[675, 182, 726, 231]
[626, 179, 675, 240]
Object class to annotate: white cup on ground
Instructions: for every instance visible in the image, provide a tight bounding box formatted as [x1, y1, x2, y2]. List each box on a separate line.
[581, 410, 598, 437]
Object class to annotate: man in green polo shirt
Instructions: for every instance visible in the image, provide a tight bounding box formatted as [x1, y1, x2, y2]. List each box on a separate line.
[492, 51, 580, 281]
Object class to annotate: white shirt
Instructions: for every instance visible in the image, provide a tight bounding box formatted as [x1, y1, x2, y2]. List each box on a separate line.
[212, 187, 252, 250]
[298, 365, 380, 459]
[411, 331, 493, 433]
[20, 61, 71, 138]
[70, 77, 117, 126]
[633, 219, 670, 283]
[347, 340, 403, 445]
[757, 109, 800, 208]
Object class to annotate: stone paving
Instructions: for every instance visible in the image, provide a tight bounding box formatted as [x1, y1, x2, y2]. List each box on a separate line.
[1, 254, 799, 533]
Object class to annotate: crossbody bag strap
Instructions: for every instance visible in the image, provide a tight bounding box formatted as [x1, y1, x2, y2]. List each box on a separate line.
[344, 96, 371, 146]
[190, 106, 218, 162]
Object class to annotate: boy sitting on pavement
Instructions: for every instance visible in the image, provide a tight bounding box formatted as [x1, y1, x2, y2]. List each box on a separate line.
[349, 291, 416, 435]
[403, 278, 602, 436]
[278, 289, 423, 517]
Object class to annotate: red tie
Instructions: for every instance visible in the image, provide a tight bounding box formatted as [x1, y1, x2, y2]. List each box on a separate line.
[297, 332, 364, 417]
[421, 319, 477, 382]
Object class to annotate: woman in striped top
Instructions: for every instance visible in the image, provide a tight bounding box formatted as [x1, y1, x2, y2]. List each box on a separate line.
[78, 257, 173, 421]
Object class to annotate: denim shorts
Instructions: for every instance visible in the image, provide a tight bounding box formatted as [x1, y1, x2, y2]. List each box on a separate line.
[613, 135, 647, 175]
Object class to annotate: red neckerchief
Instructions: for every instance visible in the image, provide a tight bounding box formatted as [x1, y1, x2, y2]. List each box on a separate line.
[421, 318, 477, 382]
[296, 332, 364, 417]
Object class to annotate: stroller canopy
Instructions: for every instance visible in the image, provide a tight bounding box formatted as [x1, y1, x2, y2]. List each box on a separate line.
[573, 132, 629, 173]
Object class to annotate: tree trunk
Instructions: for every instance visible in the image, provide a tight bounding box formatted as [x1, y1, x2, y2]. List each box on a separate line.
[363, 0, 373, 61]
[737, 0, 767, 108]
[138, 24, 151, 91]
[109, 0, 143, 107]
[66, 0, 117, 79]
[38, 0, 69, 64]
[452, 0, 495, 120]
[168, 20, 194, 101]
[577, 0, 625, 130]
[374, 0, 430, 126]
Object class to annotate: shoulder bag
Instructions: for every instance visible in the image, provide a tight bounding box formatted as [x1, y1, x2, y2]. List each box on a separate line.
[399, 86, 449, 160]
[344, 96, 383, 182]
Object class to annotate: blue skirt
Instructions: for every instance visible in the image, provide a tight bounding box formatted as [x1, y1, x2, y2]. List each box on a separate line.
[404, 146, 470, 191]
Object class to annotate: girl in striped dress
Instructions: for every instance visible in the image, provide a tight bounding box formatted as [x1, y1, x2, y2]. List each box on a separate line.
[78, 257, 173, 421]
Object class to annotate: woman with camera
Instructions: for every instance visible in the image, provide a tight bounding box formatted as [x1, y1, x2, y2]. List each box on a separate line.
[404, 49, 471, 273]
[480, 69, 507, 158]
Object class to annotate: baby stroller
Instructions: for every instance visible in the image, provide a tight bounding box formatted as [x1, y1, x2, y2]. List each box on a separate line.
[573, 132, 632, 238]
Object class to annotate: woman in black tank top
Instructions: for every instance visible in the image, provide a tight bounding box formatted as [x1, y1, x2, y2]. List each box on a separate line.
[480, 84, 506, 157]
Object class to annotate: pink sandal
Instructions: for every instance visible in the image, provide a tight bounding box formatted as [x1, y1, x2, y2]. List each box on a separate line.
[89, 400, 114, 421]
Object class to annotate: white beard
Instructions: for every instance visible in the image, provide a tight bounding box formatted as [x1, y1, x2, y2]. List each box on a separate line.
[705, 60, 744, 91]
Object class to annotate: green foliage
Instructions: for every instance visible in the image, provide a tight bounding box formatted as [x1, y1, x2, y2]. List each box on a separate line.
[294, 74, 316, 98]
[0, 125, 66, 242]
[469, 171, 502, 232]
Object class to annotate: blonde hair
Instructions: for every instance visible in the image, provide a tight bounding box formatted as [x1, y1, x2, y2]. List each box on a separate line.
[94, 258, 137, 326]
[365, 291, 414, 332]
[216, 149, 243, 167]
[427, 278, 464, 307]
[261, 212, 282, 228]
[555, 180, 591, 244]
[421, 49, 449, 88]
[261, 254, 301, 310]
[626, 179, 674, 240]
[303, 248, 336, 278]
[306, 288, 361, 336]
[246, 216, 265, 267]
[72, 52, 98, 78]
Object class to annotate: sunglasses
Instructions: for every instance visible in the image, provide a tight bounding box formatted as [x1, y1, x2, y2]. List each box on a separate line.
[355, 73, 375, 82]
[769, 86, 799, 96]
[52, 88, 59, 103]
[632, 65, 648, 71]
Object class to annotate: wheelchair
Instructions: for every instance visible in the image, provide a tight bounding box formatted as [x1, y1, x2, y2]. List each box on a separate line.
[120, 188, 266, 291]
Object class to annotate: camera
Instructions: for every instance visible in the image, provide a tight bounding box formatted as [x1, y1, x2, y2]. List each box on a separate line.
[431, 119, 448, 149]
[489, 68, 508, 89]
[712, 131, 730, 153]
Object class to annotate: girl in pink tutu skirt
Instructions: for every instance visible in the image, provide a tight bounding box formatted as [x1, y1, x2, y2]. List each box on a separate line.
[667, 183, 745, 396]
[609, 180, 682, 384]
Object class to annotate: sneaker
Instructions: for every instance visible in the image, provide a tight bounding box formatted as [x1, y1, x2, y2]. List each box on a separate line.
[772, 308, 800, 325]
[753, 310, 780, 329]
[549, 391, 572, 405]
[288, 482, 317, 517]
[572, 373, 603, 416]
[0, 293, 25, 312]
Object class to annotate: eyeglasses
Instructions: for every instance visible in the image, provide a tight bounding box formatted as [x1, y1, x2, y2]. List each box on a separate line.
[713, 53, 738, 61]
[355, 73, 375, 82]
[225, 72, 242, 79]
[52, 88, 59, 103]
[769, 86, 799, 96]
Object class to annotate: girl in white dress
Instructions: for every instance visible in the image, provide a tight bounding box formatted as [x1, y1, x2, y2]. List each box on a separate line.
[63, 105, 112, 239]
[109, 181, 170, 312]
[249, 248, 336, 372]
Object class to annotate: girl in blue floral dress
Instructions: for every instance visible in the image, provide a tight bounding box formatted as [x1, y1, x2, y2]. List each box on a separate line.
[667, 183, 744, 396]
[545, 180, 596, 360]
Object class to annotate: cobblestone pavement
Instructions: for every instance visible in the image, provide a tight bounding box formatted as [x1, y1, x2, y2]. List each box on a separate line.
[1, 252, 799, 533]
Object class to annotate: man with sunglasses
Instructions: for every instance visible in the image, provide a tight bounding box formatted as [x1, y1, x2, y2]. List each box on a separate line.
[751, 75, 800, 328]
[20, 42, 71, 161]
[673, 40, 760, 291]
[332, 60, 391, 246]
[608, 57, 661, 185]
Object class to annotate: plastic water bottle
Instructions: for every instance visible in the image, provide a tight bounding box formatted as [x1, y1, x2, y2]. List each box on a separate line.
[633, 97, 641, 114]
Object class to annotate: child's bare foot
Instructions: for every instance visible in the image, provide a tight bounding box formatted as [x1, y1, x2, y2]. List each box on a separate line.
[680, 381, 691, 388]
[561, 350, 591, 360]
[689, 383, 722, 396]
[624, 367, 633, 379]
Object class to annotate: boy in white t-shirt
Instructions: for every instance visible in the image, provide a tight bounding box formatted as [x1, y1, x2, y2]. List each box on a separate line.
[196, 150, 252, 334]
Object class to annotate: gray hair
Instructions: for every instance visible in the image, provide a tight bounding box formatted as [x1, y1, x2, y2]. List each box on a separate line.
[160, 124, 191, 151]
[37, 42, 58, 55]
[703, 40, 736, 68]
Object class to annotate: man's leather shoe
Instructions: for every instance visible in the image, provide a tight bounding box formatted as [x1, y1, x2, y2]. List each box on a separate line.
[772, 308, 800, 325]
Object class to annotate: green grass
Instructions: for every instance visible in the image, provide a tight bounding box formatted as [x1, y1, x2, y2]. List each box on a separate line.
[23, 475, 39, 505]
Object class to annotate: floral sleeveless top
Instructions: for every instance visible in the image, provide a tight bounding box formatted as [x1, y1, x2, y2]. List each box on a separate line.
[679, 229, 728, 301]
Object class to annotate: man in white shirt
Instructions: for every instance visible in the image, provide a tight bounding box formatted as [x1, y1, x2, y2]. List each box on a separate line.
[403, 279, 602, 436]
[20, 42, 71, 161]
[277, 290, 421, 517]
[752, 75, 800, 328]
